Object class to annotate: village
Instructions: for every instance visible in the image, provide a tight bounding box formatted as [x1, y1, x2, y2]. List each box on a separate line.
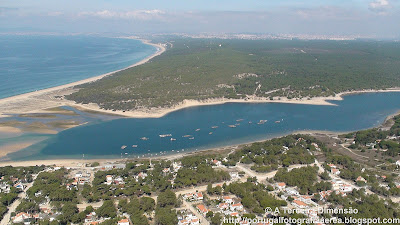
[0, 132, 399, 225]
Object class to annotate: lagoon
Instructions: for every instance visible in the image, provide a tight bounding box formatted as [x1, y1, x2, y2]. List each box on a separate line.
[8, 92, 400, 160]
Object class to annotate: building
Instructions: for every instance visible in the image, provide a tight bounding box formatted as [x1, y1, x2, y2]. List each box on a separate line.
[292, 200, 308, 209]
[222, 196, 234, 204]
[118, 218, 130, 225]
[196, 204, 209, 216]
[331, 168, 340, 175]
[13, 212, 31, 224]
[356, 176, 367, 183]
[275, 182, 286, 190]
[230, 203, 244, 211]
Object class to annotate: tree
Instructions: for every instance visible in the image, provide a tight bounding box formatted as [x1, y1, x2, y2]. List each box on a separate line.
[157, 190, 177, 208]
[96, 200, 117, 218]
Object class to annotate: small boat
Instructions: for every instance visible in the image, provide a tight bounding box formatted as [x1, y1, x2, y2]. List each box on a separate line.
[236, 119, 244, 122]
[195, 129, 201, 131]
[275, 120, 281, 123]
[141, 137, 149, 140]
[121, 145, 127, 150]
[211, 126, 218, 129]
[189, 137, 195, 140]
[235, 123, 240, 126]
[132, 145, 138, 148]
[183, 135, 192, 138]
[257, 120, 267, 125]
[170, 138, 176, 141]
[159, 134, 172, 138]
[228, 125, 236, 128]
[209, 132, 213, 135]
[124, 152, 128, 155]
[248, 121, 253, 124]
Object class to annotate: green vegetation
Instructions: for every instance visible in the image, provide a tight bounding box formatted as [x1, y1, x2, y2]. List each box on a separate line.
[225, 134, 321, 169]
[342, 115, 400, 156]
[224, 181, 287, 214]
[67, 38, 400, 110]
[274, 166, 331, 194]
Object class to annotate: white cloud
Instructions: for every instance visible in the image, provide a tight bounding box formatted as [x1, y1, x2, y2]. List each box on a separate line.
[369, 0, 391, 14]
[78, 9, 165, 20]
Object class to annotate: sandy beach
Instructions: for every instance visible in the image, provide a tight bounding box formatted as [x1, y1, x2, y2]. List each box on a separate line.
[0, 39, 166, 118]
[0, 36, 399, 119]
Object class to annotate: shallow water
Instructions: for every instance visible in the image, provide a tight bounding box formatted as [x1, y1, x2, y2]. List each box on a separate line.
[8, 92, 400, 160]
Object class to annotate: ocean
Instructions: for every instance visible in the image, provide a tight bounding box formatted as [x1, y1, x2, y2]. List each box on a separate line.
[8, 92, 400, 160]
[0, 35, 156, 99]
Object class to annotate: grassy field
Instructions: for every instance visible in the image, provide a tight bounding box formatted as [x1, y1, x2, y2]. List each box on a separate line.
[67, 38, 400, 110]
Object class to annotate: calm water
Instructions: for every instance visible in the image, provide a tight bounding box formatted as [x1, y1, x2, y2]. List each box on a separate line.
[0, 35, 156, 99]
[8, 92, 400, 160]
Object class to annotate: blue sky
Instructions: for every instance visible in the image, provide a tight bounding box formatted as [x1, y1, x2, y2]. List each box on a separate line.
[1, 0, 399, 37]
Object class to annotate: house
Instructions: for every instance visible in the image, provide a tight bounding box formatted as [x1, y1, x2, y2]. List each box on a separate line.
[222, 196, 234, 204]
[218, 203, 229, 210]
[331, 168, 340, 175]
[230, 172, 240, 180]
[230, 212, 240, 217]
[212, 159, 222, 167]
[14, 182, 24, 191]
[396, 160, 400, 167]
[285, 187, 299, 196]
[327, 164, 336, 168]
[172, 162, 182, 172]
[118, 218, 130, 225]
[106, 175, 113, 185]
[163, 168, 171, 174]
[13, 212, 31, 224]
[230, 203, 244, 211]
[319, 190, 332, 200]
[194, 192, 203, 200]
[292, 200, 308, 209]
[356, 176, 367, 183]
[275, 182, 286, 190]
[196, 204, 209, 216]
[340, 184, 353, 192]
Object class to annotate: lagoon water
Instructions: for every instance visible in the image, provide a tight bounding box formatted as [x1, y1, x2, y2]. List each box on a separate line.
[8, 92, 400, 160]
[0, 35, 156, 99]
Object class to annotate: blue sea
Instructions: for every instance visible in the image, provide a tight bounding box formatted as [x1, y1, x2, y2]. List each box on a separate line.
[7, 92, 400, 160]
[0, 35, 156, 99]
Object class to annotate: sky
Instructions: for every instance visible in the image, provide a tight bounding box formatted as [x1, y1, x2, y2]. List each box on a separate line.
[1, 0, 399, 38]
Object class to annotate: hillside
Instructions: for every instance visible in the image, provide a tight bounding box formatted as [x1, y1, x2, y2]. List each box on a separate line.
[66, 38, 400, 110]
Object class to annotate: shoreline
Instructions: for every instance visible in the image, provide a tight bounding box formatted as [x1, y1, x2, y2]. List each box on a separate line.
[0, 38, 166, 118]
[1, 109, 398, 167]
[63, 87, 400, 119]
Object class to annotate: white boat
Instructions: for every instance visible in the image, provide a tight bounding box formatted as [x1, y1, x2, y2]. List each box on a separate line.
[195, 129, 200, 131]
[211, 126, 218, 129]
[159, 134, 172, 138]
[248, 121, 253, 124]
[228, 125, 236, 128]
[170, 138, 176, 141]
[257, 120, 268, 124]
[132, 145, 138, 148]
[236, 119, 244, 122]
[209, 132, 213, 135]
[189, 137, 195, 140]
[121, 145, 127, 149]
[183, 135, 192, 137]
[275, 120, 281, 123]
[140, 137, 149, 140]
